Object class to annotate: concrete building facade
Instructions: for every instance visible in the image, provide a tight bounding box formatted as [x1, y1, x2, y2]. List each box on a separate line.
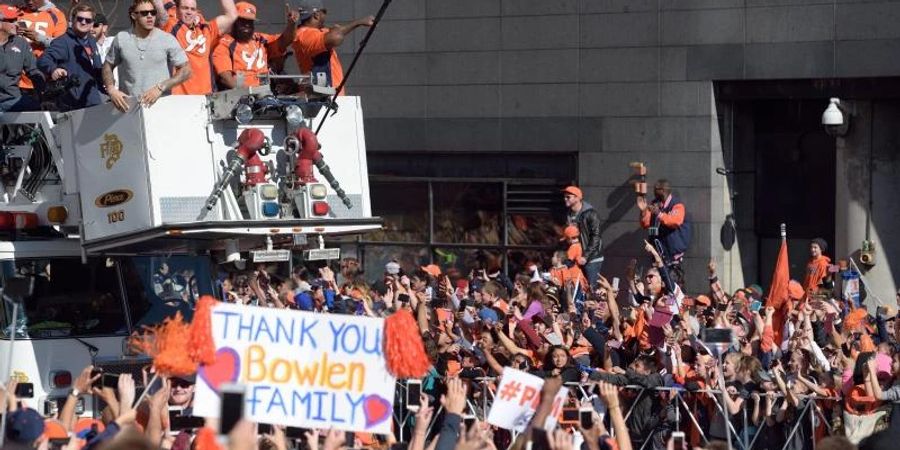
[102, 0, 900, 301]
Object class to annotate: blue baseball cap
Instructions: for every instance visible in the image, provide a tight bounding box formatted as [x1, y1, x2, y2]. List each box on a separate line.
[478, 308, 498, 324]
[6, 408, 44, 444]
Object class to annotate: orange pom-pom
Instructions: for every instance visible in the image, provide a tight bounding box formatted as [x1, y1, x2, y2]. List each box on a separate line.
[190, 295, 218, 366]
[844, 308, 869, 333]
[383, 308, 431, 378]
[129, 312, 197, 377]
[194, 427, 223, 450]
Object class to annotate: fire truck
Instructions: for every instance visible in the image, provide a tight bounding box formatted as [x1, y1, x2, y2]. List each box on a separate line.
[0, 82, 380, 417]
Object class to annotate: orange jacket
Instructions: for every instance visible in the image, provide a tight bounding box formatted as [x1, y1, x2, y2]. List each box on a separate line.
[640, 202, 686, 229]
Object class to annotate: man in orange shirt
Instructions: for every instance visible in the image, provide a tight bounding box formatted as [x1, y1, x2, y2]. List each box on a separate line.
[211, 2, 296, 89]
[152, 0, 237, 95]
[16, 0, 66, 91]
[293, 0, 373, 92]
[802, 238, 831, 298]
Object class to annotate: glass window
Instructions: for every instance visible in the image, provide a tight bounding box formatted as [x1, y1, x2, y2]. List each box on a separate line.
[433, 182, 502, 245]
[360, 245, 430, 279]
[121, 256, 215, 328]
[367, 181, 428, 243]
[506, 249, 552, 277]
[432, 248, 504, 279]
[2, 258, 127, 339]
[507, 212, 563, 247]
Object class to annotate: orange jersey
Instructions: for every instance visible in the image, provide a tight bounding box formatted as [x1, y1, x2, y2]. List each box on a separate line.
[164, 16, 222, 95]
[18, 6, 67, 89]
[212, 33, 280, 88]
[566, 242, 583, 264]
[292, 27, 344, 92]
[803, 255, 831, 297]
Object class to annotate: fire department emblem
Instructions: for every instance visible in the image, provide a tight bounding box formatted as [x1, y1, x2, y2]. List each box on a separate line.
[100, 133, 123, 169]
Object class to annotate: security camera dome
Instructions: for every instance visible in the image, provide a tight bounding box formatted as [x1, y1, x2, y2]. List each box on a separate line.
[822, 98, 843, 126]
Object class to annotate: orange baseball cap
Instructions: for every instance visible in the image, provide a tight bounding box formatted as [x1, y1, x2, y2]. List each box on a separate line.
[42, 419, 67, 440]
[561, 186, 582, 199]
[563, 225, 580, 238]
[695, 294, 711, 306]
[0, 4, 18, 20]
[421, 264, 441, 278]
[235, 1, 257, 20]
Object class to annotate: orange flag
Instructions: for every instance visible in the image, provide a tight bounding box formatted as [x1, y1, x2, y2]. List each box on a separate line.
[767, 228, 791, 346]
[767, 238, 790, 310]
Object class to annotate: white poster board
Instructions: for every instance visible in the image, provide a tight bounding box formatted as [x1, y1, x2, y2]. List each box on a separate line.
[193, 303, 396, 434]
[486, 368, 568, 432]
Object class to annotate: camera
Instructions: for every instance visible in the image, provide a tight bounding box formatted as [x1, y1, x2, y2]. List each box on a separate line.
[821, 98, 850, 137]
[860, 240, 876, 266]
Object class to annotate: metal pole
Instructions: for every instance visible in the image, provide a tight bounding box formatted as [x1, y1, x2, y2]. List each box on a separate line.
[717, 352, 733, 450]
[315, 0, 394, 134]
[780, 400, 813, 450]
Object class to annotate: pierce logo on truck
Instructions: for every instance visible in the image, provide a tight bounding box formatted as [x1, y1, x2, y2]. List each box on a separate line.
[100, 133, 123, 170]
[95, 189, 133, 208]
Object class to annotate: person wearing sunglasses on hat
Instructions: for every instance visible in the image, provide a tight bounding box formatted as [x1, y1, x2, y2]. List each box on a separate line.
[36, 4, 105, 111]
[103, 0, 191, 112]
[0, 4, 44, 113]
[292, 0, 374, 93]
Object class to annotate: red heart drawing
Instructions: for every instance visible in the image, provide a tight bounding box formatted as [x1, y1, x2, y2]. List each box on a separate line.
[363, 395, 392, 428]
[199, 347, 240, 391]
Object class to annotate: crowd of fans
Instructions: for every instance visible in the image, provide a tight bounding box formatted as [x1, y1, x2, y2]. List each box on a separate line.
[3, 180, 899, 450]
[0, 0, 373, 114]
[0, 2, 897, 447]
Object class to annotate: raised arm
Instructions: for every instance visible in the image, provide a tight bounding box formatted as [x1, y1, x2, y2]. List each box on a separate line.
[597, 381, 632, 450]
[495, 323, 529, 356]
[214, 0, 238, 32]
[276, 5, 299, 53]
[324, 15, 374, 49]
[152, 0, 169, 27]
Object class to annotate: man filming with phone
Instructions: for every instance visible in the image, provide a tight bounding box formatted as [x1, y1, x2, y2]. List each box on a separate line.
[637, 179, 691, 285]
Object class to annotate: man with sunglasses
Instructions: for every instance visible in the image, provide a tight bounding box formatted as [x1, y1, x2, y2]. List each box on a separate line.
[36, 4, 105, 111]
[90, 13, 110, 61]
[0, 4, 44, 112]
[102, 0, 190, 112]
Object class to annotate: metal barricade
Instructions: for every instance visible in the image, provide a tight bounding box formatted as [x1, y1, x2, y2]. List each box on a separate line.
[392, 378, 845, 450]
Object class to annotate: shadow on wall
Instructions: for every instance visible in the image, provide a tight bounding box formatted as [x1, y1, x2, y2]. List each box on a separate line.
[601, 178, 640, 235]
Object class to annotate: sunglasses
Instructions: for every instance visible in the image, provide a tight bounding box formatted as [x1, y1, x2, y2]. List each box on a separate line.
[75, 16, 94, 24]
[133, 9, 156, 17]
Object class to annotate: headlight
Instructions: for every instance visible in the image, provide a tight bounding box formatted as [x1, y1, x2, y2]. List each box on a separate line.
[284, 105, 304, 128]
[234, 103, 254, 124]
[309, 183, 328, 199]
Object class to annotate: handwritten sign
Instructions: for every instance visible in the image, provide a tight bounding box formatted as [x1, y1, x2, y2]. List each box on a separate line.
[486, 368, 567, 432]
[193, 303, 396, 434]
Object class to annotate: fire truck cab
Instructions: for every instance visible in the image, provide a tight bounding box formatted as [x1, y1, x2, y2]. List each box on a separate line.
[0, 85, 380, 416]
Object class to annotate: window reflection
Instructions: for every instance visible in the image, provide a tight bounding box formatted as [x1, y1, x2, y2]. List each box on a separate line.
[433, 183, 502, 245]
[368, 181, 428, 243]
[507, 213, 562, 247]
